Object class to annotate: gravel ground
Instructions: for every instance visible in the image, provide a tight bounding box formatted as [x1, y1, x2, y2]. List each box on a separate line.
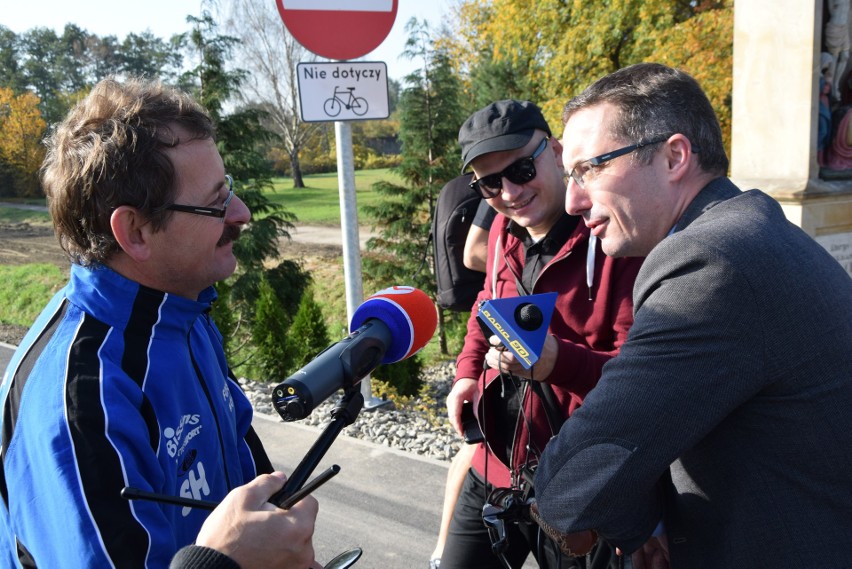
[242, 361, 460, 462]
[0, 324, 28, 346]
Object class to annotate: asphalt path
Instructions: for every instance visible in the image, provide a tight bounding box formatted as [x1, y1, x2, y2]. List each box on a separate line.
[254, 413, 449, 568]
[287, 224, 376, 248]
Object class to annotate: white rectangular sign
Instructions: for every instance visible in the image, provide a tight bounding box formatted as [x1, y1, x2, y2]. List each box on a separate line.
[297, 61, 389, 123]
[816, 231, 852, 277]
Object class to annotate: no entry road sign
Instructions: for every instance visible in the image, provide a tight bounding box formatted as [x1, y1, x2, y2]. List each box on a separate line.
[276, 0, 398, 61]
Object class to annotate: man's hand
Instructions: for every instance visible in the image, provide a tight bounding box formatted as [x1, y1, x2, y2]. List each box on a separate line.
[446, 377, 478, 437]
[483, 334, 558, 381]
[196, 471, 321, 569]
[631, 534, 669, 569]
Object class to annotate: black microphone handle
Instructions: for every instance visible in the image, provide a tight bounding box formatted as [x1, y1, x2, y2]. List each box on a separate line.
[269, 391, 364, 507]
[272, 318, 391, 421]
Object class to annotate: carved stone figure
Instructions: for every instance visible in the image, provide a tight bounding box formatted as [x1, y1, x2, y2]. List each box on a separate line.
[825, 0, 851, 101]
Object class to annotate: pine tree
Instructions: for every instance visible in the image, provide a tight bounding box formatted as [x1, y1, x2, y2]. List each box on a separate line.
[251, 275, 293, 381]
[363, 18, 467, 356]
[286, 289, 331, 371]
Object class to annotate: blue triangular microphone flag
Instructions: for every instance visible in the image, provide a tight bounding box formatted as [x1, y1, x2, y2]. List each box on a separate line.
[476, 292, 557, 369]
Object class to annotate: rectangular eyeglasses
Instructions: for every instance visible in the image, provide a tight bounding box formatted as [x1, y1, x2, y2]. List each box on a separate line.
[165, 175, 234, 221]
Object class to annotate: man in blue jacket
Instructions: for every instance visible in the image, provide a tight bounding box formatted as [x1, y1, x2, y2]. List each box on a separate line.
[0, 77, 318, 568]
[535, 62, 852, 568]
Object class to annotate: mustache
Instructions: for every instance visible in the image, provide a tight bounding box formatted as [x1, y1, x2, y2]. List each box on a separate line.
[217, 224, 242, 247]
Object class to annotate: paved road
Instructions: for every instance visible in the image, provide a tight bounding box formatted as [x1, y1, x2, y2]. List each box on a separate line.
[287, 224, 376, 248]
[254, 413, 449, 568]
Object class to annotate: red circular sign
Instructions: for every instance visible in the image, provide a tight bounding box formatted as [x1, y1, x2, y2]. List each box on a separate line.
[276, 0, 398, 61]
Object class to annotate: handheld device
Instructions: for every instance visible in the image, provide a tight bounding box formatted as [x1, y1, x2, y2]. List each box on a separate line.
[461, 400, 484, 444]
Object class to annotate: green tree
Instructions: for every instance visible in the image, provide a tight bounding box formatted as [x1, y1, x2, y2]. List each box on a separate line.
[18, 27, 67, 124]
[286, 289, 330, 371]
[118, 31, 184, 82]
[373, 356, 424, 398]
[0, 26, 26, 93]
[56, 24, 91, 94]
[86, 34, 122, 81]
[467, 50, 532, 109]
[183, 12, 310, 373]
[363, 18, 466, 356]
[11, 23, 186, 126]
[250, 275, 293, 381]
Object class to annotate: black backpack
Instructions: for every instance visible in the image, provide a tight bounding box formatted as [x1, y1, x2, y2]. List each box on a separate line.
[432, 174, 486, 312]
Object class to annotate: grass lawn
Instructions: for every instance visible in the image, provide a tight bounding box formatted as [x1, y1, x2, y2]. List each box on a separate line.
[0, 264, 66, 327]
[265, 168, 403, 225]
[0, 168, 403, 226]
[0, 207, 51, 225]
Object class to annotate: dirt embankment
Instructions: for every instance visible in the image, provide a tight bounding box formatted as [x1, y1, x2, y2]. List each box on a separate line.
[0, 222, 68, 268]
[0, 221, 351, 269]
[0, 220, 348, 345]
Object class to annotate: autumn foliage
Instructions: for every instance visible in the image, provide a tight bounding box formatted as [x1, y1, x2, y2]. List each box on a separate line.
[446, 0, 733, 157]
[0, 87, 46, 197]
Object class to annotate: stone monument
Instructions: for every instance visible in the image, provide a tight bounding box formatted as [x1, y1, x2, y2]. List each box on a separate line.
[731, 0, 852, 275]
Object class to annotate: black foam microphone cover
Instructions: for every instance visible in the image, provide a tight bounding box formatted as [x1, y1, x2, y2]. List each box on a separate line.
[514, 303, 543, 331]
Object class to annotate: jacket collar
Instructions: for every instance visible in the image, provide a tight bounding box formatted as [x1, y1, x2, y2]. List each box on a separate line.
[673, 176, 742, 234]
[67, 264, 217, 339]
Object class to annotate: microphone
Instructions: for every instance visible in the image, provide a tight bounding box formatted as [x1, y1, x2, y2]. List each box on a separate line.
[271, 286, 437, 421]
[476, 292, 557, 369]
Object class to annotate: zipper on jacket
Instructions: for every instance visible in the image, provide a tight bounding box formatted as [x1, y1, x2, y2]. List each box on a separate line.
[187, 336, 232, 491]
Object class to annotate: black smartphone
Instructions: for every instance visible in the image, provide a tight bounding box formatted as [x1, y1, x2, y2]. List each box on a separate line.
[461, 401, 484, 444]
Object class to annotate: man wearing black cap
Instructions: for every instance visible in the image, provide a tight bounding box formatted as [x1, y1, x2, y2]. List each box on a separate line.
[439, 100, 643, 569]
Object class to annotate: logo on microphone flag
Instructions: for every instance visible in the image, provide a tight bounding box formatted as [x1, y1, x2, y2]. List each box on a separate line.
[477, 292, 557, 369]
[349, 286, 437, 363]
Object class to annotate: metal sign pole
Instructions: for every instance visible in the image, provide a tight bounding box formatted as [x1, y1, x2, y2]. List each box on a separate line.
[334, 120, 386, 409]
[334, 120, 361, 322]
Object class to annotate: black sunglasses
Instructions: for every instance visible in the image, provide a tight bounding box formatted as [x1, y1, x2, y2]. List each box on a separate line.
[165, 175, 234, 221]
[469, 137, 549, 199]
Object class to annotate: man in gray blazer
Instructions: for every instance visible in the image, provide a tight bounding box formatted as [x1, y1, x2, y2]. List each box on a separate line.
[534, 62, 852, 568]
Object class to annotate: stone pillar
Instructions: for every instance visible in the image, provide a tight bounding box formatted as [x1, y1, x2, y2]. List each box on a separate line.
[731, 0, 852, 275]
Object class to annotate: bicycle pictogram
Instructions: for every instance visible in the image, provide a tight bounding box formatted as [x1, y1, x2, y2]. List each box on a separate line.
[323, 86, 369, 117]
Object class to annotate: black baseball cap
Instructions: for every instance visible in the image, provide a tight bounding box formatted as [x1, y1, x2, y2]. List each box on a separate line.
[459, 99, 551, 172]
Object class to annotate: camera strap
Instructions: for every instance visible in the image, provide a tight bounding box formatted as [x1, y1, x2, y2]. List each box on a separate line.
[512, 275, 565, 440]
[530, 380, 564, 438]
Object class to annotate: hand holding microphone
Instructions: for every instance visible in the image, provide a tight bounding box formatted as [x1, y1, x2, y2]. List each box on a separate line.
[484, 335, 559, 381]
[477, 293, 558, 380]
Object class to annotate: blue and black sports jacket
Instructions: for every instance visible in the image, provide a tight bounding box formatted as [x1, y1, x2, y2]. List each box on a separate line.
[0, 264, 272, 568]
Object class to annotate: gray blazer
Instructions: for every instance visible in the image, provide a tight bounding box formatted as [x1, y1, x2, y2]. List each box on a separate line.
[535, 177, 852, 567]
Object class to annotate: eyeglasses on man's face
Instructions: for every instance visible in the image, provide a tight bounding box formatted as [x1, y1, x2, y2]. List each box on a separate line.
[469, 137, 549, 199]
[165, 175, 234, 221]
[565, 136, 670, 189]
